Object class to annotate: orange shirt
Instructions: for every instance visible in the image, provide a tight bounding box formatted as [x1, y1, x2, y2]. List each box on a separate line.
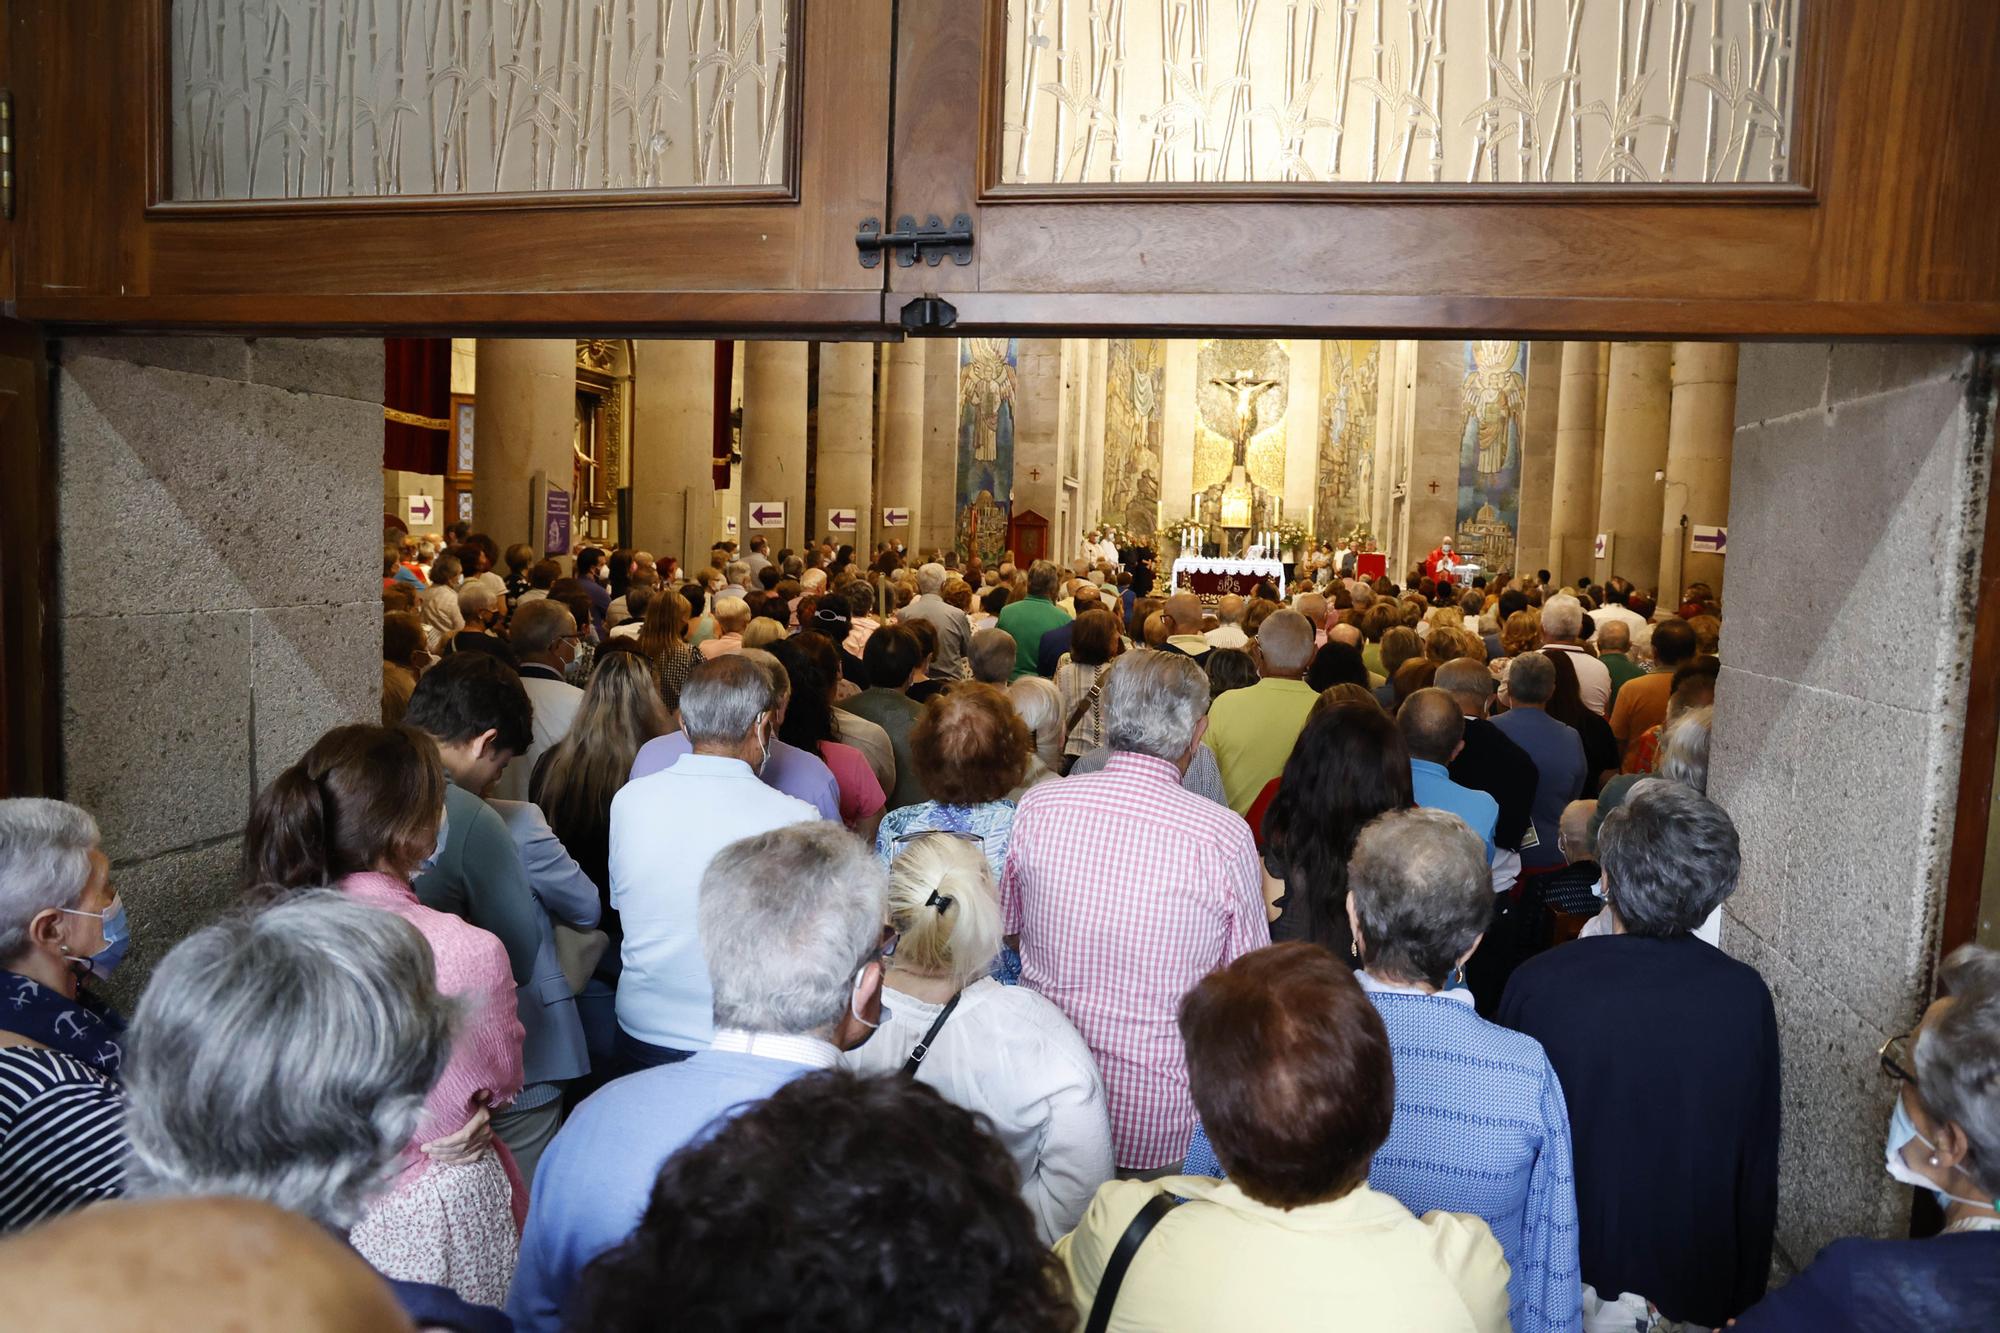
[1610, 671, 1674, 753]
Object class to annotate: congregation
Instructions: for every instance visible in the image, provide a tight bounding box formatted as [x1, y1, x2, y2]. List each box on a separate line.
[3, 524, 1998, 1332]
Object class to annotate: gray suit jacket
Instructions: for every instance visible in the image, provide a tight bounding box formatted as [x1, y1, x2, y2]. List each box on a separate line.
[899, 594, 974, 679]
[489, 799, 601, 1087]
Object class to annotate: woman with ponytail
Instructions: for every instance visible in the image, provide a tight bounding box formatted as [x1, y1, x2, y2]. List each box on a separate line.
[243, 723, 525, 1309]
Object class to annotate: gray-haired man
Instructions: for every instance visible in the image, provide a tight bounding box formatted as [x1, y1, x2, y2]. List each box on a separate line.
[897, 561, 973, 679]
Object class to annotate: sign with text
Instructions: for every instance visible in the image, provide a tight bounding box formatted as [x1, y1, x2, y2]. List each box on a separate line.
[543, 484, 572, 557]
[826, 508, 858, 533]
[405, 493, 436, 527]
[881, 506, 910, 528]
[747, 501, 787, 529]
[1690, 524, 1727, 555]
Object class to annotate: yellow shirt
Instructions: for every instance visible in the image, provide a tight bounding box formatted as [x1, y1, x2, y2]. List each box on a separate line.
[1204, 677, 1321, 814]
[1056, 1177, 1511, 1333]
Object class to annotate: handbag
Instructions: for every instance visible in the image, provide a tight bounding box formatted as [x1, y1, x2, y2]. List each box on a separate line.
[1083, 1192, 1184, 1333]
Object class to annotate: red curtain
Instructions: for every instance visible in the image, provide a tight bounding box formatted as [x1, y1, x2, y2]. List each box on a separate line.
[711, 339, 736, 491]
[384, 337, 451, 474]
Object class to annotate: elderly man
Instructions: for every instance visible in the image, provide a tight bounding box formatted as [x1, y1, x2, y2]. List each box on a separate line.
[609, 656, 823, 1071]
[898, 562, 973, 679]
[1397, 688, 1500, 866]
[448, 580, 516, 666]
[1491, 653, 1587, 870]
[1159, 591, 1212, 659]
[997, 560, 1072, 680]
[699, 595, 751, 659]
[1001, 651, 1268, 1174]
[719, 559, 753, 602]
[1036, 582, 1106, 677]
[968, 626, 1018, 685]
[1204, 609, 1318, 813]
[1203, 594, 1251, 650]
[1539, 594, 1612, 715]
[629, 649, 840, 820]
[512, 824, 889, 1332]
[742, 536, 772, 582]
[1327, 620, 1387, 688]
[493, 598, 585, 801]
[1434, 658, 1537, 858]
[1594, 620, 1645, 704]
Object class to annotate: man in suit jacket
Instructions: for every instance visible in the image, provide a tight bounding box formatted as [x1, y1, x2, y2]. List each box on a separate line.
[1435, 658, 1539, 858]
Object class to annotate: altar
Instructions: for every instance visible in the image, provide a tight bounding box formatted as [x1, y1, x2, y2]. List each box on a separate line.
[1170, 556, 1288, 604]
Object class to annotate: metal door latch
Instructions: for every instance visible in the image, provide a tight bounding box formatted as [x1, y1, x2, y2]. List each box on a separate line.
[856, 214, 973, 269]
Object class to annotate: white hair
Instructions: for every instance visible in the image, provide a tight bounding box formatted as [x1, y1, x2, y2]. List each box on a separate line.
[917, 562, 948, 596]
[1007, 676, 1066, 771]
[713, 594, 752, 627]
[456, 581, 496, 619]
[1104, 650, 1210, 761]
[124, 892, 458, 1230]
[700, 824, 887, 1034]
[1540, 593, 1585, 640]
[0, 799, 101, 960]
[725, 561, 753, 585]
[1657, 704, 1713, 793]
[680, 655, 777, 746]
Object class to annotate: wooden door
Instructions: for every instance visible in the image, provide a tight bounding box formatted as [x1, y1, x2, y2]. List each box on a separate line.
[7, 0, 891, 334]
[0, 322, 56, 796]
[888, 0, 2000, 338]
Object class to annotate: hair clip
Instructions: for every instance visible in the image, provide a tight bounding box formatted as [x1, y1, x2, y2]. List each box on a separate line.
[924, 889, 954, 913]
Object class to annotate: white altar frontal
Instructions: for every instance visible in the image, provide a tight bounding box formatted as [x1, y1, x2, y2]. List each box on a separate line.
[1170, 556, 1288, 603]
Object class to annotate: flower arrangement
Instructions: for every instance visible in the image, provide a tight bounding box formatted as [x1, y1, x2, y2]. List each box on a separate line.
[1274, 519, 1312, 554]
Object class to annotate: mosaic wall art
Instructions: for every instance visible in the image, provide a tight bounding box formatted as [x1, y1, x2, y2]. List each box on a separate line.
[1100, 339, 1167, 539]
[1193, 338, 1288, 494]
[1316, 339, 1380, 543]
[1454, 340, 1528, 577]
[956, 338, 1018, 565]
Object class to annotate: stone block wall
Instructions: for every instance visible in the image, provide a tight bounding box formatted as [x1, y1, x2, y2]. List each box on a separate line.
[1716, 342, 1995, 1263]
[54, 337, 383, 1003]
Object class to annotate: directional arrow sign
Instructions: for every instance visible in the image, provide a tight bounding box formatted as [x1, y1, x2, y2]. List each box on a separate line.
[881, 507, 910, 528]
[747, 501, 787, 529]
[827, 508, 858, 532]
[1690, 524, 1727, 554]
[406, 494, 434, 524]
[1593, 532, 1609, 560]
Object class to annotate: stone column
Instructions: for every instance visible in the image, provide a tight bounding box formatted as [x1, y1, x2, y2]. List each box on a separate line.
[56, 336, 383, 1000]
[1369, 340, 1409, 559]
[1717, 342, 1992, 1266]
[816, 341, 875, 553]
[472, 339, 576, 555]
[1514, 341, 1563, 580]
[875, 339, 925, 554]
[1403, 341, 1467, 579]
[1546, 341, 1608, 585]
[1663, 342, 1740, 599]
[1282, 339, 1321, 536]
[1079, 340, 1109, 540]
[1159, 340, 1199, 531]
[921, 339, 960, 559]
[1593, 342, 1674, 591]
[739, 341, 808, 551]
[1012, 338, 1065, 558]
[629, 340, 716, 567]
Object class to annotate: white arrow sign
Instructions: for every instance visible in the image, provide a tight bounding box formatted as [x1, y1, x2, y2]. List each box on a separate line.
[1690, 523, 1727, 555]
[881, 507, 910, 528]
[747, 500, 787, 529]
[827, 508, 858, 532]
[723, 514, 739, 538]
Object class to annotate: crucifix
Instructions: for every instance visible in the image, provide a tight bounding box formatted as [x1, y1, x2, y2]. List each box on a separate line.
[1427, 479, 1441, 494]
[1208, 369, 1280, 468]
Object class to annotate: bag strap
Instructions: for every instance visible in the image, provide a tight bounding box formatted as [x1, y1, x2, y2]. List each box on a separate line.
[900, 991, 962, 1077]
[1083, 1192, 1182, 1333]
[1064, 667, 1107, 735]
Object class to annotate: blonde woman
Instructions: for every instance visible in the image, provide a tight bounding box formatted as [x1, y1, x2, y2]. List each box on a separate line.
[636, 584, 696, 714]
[741, 616, 788, 650]
[844, 833, 1113, 1244]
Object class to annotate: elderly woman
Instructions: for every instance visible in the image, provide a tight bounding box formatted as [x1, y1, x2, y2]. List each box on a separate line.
[123, 891, 509, 1330]
[0, 799, 129, 1233]
[1055, 607, 1122, 765]
[1499, 781, 1778, 1328]
[1184, 808, 1581, 1332]
[419, 552, 465, 650]
[845, 834, 1112, 1243]
[244, 725, 525, 1307]
[1006, 676, 1067, 790]
[1059, 943, 1510, 1331]
[875, 683, 1028, 887]
[1732, 944, 2000, 1329]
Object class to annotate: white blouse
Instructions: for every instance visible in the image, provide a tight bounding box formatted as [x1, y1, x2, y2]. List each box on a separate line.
[845, 977, 1115, 1243]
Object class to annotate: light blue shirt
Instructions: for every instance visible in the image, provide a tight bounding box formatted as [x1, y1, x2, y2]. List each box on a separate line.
[609, 754, 820, 1050]
[506, 1045, 826, 1332]
[1409, 758, 1499, 863]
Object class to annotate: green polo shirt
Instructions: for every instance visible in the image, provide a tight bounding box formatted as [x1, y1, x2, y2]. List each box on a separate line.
[1204, 676, 1322, 814]
[996, 596, 1072, 681]
[1603, 651, 1646, 704]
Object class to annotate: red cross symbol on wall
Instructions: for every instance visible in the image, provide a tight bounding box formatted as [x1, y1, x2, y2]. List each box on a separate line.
[1028, 466, 1044, 482]
[1427, 479, 1441, 494]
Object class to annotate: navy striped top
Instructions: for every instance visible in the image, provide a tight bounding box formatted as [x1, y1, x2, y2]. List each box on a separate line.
[0, 1045, 126, 1233]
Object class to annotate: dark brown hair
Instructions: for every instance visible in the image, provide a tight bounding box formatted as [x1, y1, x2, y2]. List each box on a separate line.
[242, 724, 445, 899]
[1179, 942, 1394, 1209]
[1069, 607, 1119, 666]
[909, 683, 1029, 805]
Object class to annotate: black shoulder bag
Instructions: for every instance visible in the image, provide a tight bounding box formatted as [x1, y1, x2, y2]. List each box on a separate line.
[1083, 1192, 1183, 1333]
[899, 991, 962, 1076]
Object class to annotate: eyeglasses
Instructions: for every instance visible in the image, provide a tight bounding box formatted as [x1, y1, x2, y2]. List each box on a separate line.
[891, 830, 987, 849]
[1879, 1032, 1918, 1084]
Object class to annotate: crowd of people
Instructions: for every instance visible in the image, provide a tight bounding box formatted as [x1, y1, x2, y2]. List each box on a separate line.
[0, 523, 1994, 1331]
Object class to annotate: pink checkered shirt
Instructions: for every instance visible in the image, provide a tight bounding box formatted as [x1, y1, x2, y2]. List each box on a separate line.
[1000, 752, 1268, 1169]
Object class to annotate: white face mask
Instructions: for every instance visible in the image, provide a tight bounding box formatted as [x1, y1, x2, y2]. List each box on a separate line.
[1886, 1092, 1992, 1211]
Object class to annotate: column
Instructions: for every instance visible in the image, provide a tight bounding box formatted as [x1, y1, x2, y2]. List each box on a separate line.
[816, 341, 875, 553]
[1282, 339, 1321, 535]
[629, 339, 715, 567]
[1663, 342, 1739, 599]
[1078, 340, 1109, 541]
[1012, 338, 1064, 554]
[1404, 341, 1468, 579]
[920, 338, 959, 559]
[1514, 341, 1563, 579]
[1594, 341, 1674, 591]
[1546, 341, 1608, 585]
[739, 342, 808, 551]
[1368, 340, 1407, 558]
[473, 339, 576, 555]
[1159, 339, 1199, 532]
[875, 339, 925, 554]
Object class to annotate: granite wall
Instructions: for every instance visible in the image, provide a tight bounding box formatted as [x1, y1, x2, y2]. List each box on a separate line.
[1716, 342, 1996, 1263]
[54, 337, 383, 1004]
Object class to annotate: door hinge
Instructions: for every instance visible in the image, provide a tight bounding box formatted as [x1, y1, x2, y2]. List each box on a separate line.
[1, 92, 15, 221]
[856, 214, 973, 269]
[898, 297, 959, 334]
